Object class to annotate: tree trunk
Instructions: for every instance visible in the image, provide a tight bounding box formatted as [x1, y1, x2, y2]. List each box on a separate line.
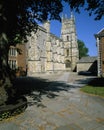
[0, 33, 15, 105]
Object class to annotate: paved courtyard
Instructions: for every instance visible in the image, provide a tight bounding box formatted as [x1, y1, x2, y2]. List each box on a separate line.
[0, 72, 104, 130]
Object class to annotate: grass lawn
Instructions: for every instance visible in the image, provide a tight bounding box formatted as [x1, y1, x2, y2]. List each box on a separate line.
[81, 86, 104, 97]
[80, 78, 104, 97]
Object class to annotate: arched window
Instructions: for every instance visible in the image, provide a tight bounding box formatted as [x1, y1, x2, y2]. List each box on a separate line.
[67, 36, 69, 41]
[66, 49, 69, 56]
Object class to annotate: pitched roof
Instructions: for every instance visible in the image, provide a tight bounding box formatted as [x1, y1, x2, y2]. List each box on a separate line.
[78, 56, 97, 63]
[95, 28, 104, 38]
[97, 28, 104, 35]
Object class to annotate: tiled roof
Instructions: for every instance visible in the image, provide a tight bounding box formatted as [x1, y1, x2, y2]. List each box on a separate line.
[78, 56, 97, 63]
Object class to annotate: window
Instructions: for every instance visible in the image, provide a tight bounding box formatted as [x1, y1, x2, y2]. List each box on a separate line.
[66, 49, 69, 56]
[9, 60, 17, 69]
[9, 47, 17, 56]
[67, 36, 69, 41]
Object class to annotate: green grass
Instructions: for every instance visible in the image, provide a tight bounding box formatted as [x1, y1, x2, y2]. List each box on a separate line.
[81, 86, 104, 97]
[80, 78, 104, 97]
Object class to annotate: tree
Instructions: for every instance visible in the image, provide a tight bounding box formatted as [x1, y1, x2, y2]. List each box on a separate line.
[78, 40, 89, 59]
[64, 0, 104, 20]
[0, 0, 103, 105]
[0, 0, 64, 105]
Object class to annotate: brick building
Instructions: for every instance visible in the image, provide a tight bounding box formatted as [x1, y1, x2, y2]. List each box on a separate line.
[8, 44, 27, 76]
[95, 28, 104, 77]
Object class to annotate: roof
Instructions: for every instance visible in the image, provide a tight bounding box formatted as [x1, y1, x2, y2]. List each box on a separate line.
[95, 28, 104, 38]
[97, 28, 104, 35]
[78, 56, 97, 63]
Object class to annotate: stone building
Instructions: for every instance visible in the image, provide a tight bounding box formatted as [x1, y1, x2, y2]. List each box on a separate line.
[77, 56, 97, 75]
[61, 14, 79, 71]
[27, 14, 79, 75]
[95, 28, 104, 77]
[8, 14, 79, 76]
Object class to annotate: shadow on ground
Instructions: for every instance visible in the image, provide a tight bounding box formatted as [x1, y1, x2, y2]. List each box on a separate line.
[88, 77, 104, 87]
[13, 77, 68, 107]
[75, 77, 104, 87]
[74, 77, 95, 85]
[13, 76, 94, 108]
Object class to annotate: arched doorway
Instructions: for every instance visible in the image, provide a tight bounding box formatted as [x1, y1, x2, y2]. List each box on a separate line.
[65, 60, 71, 70]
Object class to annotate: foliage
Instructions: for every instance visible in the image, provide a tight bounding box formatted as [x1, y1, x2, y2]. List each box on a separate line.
[64, 0, 104, 20]
[0, 0, 103, 45]
[0, 96, 27, 121]
[0, 105, 27, 121]
[78, 39, 89, 59]
[0, 0, 63, 45]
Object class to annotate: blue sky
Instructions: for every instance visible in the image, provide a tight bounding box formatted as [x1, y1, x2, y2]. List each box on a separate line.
[50, 3, 104, 56]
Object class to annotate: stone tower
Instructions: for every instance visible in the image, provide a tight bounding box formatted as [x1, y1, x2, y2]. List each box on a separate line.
[61, 13, 79, 71]
[43, 20, 50, 33]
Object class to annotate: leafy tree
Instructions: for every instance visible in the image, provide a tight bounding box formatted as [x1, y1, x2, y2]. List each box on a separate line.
[64, 0, 104, 20]
[78, 40, 89, 59]
[0, 0, 103, 105]
[0, 0, 63, 105]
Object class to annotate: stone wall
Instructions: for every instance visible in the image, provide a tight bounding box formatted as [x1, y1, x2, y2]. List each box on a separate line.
[61, 15, 79, 71]
[8, 15, 79, 76]
[26, 16, 79, 75]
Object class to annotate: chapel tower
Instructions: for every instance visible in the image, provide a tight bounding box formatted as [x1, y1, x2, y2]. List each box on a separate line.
[61, 13, 79, 71]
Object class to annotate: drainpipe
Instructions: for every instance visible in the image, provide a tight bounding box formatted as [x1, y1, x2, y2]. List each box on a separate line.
[97, 37, 101, 77]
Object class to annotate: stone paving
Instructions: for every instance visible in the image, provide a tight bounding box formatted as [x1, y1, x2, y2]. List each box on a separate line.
[0, 72, 104, 130]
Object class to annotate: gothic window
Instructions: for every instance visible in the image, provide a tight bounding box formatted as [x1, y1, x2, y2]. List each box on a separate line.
[67, 36, 69, 41]
[66, 49, 69, 56]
